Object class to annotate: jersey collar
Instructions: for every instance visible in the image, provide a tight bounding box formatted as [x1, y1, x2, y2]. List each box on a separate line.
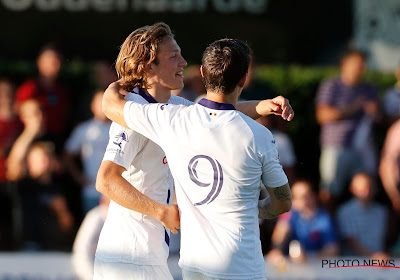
[133, 87, 158, 104]
[198, 98, 236, 110]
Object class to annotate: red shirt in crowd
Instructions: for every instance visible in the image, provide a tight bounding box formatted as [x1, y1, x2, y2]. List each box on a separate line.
[0, 117, 22, 183]
[15, 78, 70, 138]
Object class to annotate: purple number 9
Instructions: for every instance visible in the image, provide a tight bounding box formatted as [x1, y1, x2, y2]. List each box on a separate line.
[188, 155, 224, 206]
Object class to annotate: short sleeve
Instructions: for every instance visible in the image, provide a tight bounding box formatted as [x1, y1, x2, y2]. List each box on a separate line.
[102, 122, 147, 170]
[260, 143, 288, 188]
[123, 101, 185, 147]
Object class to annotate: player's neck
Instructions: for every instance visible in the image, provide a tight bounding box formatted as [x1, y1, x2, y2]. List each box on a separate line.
[205, 88, 241, 107]
[146, 86, 171, 103]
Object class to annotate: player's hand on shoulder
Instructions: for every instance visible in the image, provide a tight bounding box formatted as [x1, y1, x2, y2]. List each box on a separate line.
[161, 204, 180, 234]
[107, 80, 129, 97]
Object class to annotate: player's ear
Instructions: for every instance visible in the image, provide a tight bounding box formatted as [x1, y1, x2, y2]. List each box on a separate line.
[200, 65, 204, 78]
[145, 63, 155, 75]
[238, 73, 248, 88]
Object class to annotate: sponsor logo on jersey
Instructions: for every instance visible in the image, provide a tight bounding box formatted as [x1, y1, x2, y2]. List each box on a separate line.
[113, 131, 128, 149]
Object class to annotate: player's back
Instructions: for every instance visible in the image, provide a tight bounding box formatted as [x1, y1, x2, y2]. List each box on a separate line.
[159, 99, 287, 279]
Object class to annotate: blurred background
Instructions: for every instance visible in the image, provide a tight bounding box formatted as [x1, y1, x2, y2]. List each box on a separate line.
[1, 0, 400, 279]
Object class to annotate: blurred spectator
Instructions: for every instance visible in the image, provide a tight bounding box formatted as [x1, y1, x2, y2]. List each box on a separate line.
[0, 78, 22, 249]
[379, 118, 400, 250]
[316, 49, 379, 207]
[64, 90, 110, 213]
[241, 59, 274, 101]
[382, 65, 400, 124]
[16, 142, 74, 251]
[0, 79, 22, 183]
[267, 180, 338, 265]
[72, 195, 109, 280]
[380, 119, 400, 215]
[173, 64, 205, 101]
[256, 115, 296, 184]
[7, 99, 59, 182]
[15, 44, 70, 146]
[337, 173, 388, 258]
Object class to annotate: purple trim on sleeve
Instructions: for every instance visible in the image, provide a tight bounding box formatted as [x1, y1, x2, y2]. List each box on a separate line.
[198, 98, 236, 110]
[133, 87, 158, 104]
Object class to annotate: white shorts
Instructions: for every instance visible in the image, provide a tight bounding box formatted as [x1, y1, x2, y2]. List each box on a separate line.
[94, 258, 173, 280]
[182, 269, 267, 280]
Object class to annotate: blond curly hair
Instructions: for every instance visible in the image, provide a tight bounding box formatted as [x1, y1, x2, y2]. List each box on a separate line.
[115, 22, 173, 92]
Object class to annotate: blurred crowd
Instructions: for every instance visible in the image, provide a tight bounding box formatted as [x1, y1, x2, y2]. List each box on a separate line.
[261, 50, 400, 268]
[0, 45, 400, 277]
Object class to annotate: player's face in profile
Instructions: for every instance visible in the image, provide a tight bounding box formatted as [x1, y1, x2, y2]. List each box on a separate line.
[151, 37, 187, 91]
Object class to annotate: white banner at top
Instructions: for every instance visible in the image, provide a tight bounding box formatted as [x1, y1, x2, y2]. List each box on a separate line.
[0, 0, 268, 13]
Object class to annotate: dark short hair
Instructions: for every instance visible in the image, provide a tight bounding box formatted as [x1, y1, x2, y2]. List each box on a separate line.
[201, 39, 251, 94]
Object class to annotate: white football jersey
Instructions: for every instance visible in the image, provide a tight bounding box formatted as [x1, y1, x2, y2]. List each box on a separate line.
[123, 98, 288, 279]
[95, 88, 192, 265]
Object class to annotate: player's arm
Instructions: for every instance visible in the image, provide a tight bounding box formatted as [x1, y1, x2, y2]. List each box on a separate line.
[379, 130, 400, 213]
[380, 157, 400, 212]
[96, 161, 180, 233]
[258, 183, 292, 219]
[236, 96, 294, 121]
[102, 81, 128, 128]
[103, 82, 173, 144]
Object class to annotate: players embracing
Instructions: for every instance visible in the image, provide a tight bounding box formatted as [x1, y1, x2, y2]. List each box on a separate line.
[98, 22, 293, 280]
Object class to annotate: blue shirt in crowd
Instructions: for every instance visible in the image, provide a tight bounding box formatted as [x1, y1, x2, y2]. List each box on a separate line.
[289, 209, 338, 253]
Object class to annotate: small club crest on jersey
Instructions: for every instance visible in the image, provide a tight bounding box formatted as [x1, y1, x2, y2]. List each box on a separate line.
[113, 131, 128, 149]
